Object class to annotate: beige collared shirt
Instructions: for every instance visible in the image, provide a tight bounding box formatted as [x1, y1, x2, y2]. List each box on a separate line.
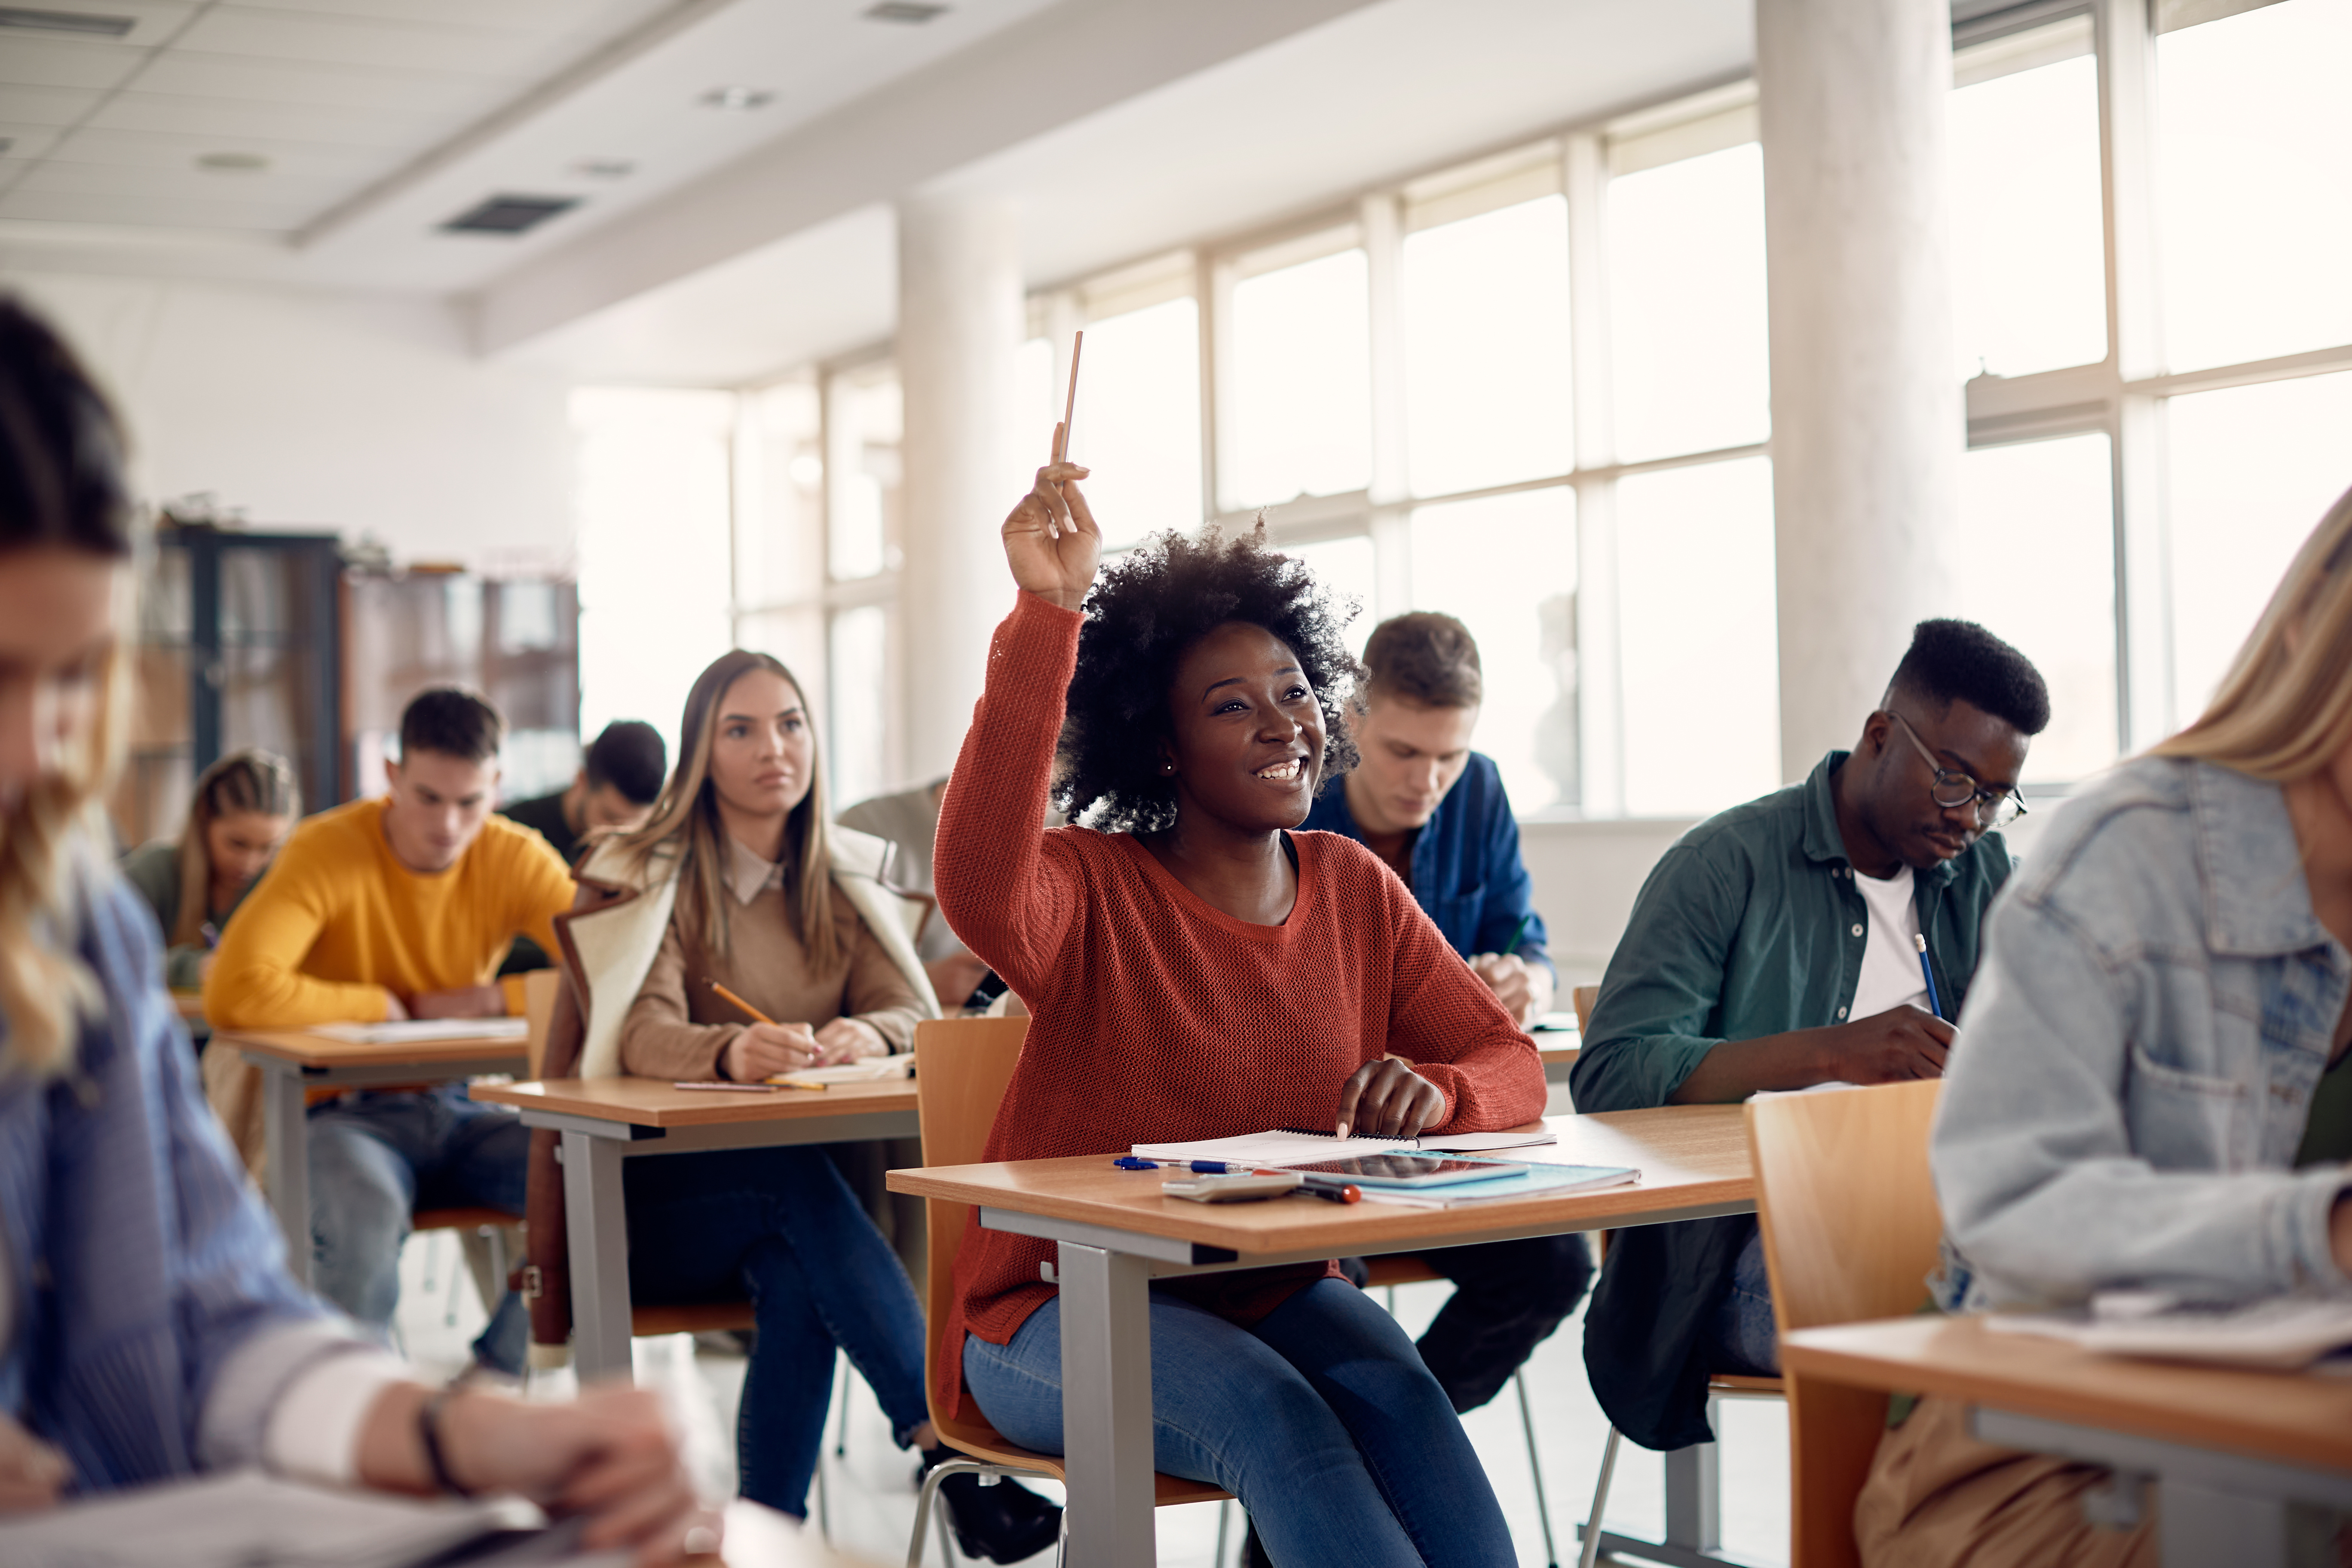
[725, 833, 789, 906]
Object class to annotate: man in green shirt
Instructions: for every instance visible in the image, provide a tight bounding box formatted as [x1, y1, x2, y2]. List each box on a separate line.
[1571, 619, 2048, 1452]
[497, 720, 664, 975]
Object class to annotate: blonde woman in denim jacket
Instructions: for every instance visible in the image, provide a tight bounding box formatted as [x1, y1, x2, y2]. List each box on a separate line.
[1857, 486, 2352, 1567]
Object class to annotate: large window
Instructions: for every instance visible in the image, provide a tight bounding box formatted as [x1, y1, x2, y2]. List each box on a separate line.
[1225, 241, 1372, 509]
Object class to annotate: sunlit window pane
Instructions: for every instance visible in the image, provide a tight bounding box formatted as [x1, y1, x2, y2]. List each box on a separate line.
[2158, 0, 2352, 371]
[737, 380, 824, 612]
[828, 605, 888, 812]
[1950, 435, 2116, 782]
[2167, 370, 2352, 719]
[1014, 336, 1057, 468]
[1408, 489, 1579, 814]
[1609, 144, 1770, 463]
[1402, 197, 1574, 497]
[573, 387, 737, 766]
[1069, 297, 1204, 550]
[1948, 36, 2107, 378]
[829, 371, 899, 581]
[1227, 248, 1371, 508]
[1618, 457, 1779, 815]
[1281, 533, 1378, 660]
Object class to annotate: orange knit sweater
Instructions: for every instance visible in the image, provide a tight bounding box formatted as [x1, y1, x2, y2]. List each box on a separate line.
[931, 591, 1547, 1416]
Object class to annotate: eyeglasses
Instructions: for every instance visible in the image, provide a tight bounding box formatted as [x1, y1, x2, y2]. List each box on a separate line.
[1884, 711, 2027, 828]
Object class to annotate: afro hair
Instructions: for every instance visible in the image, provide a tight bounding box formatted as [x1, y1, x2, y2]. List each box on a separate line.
[1057, 521, 1366, 832]
[1886, 619, 2051, 736]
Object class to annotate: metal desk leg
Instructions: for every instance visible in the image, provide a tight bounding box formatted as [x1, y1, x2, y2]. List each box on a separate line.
[1664, 1438, 1723, 1556]
[562, 1130, 634, 1382]
[1056, 1240, 1157, 1568]
[256, 1057, 311, 1284]
[2159, 1479, 2288, 1566]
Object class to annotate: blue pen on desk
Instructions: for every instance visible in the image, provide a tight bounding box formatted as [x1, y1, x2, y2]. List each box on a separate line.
[1913, 933, 1944, 1021]
[1113, 1157, 1261, 1175]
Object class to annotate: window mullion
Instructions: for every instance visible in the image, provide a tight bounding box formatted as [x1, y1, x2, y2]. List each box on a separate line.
[1564, 130, 1625, 817]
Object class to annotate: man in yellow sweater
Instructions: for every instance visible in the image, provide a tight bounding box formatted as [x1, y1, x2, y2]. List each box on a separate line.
[208, 688, 577, 1376]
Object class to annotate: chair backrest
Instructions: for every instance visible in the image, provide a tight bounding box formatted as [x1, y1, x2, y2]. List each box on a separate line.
[1570, 984, 1600, 1032]
[1746, 1079, 1944, 1568]
[521, 966, 564, 1081]
[913, 1016, 1031, 1435]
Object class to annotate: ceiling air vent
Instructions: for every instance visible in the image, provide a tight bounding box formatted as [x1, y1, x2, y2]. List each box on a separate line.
[0, 7, 138, 35]
[864, 2, 948, 22]
[439, 195, 581, 236]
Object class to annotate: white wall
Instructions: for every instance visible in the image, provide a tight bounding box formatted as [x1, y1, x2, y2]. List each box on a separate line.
[2, 271, 576, 573]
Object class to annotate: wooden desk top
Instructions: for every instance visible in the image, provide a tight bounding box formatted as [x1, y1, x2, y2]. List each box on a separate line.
[1783, 1314, 2352, 1474]
[1537, 1044, 1578, 1069]
[472, 1074, 920, 1128]
[219, 1026, 530, 1070]
[887, 1104, 1751, 1256]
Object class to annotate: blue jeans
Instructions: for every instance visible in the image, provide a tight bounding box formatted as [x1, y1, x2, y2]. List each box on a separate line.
[1707, 1226, 1780, 1377]
[963, 1279, 1516, 1568]
[307, 1086, 529, 1373]
[623, 1144, 932, 1517]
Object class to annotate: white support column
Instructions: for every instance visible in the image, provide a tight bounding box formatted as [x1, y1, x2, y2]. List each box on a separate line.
[1757, 0, 1961, 775]
[1563, 129, 1623, 818]
[896, 193, 1024, 784]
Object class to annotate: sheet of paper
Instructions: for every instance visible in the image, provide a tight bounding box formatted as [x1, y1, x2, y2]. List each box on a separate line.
[1130, 1130, 1416, 1166]
[1367, 1161, 1640, 1208]
[1416, 1129, 1558, 1152]
[769, 1053, 914, 1087]
[0, 1469, 521, 1568]
[313, 1017, 530, 1045]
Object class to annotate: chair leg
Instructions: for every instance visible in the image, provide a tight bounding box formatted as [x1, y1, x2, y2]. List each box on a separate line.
[1215, 1498, 1232, 1567]
[1516, 1370, 1559, 1568]
[442, 1233, 466, 1327]
[814, 1439, 830, 1543]
[835, 1351, 852, 1457]
[1577, 1426, 1622, 1568]
[935, 1504, 958, 1568]
[484, 1225, 508, 1301]
[907, 1458, 960, 1568]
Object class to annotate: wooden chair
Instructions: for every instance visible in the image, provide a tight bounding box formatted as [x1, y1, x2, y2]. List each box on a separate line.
[1570, 984, 1600, 1031]
[906, 1016, 1234, 1568]
[1748, 1080, 1944, 1568]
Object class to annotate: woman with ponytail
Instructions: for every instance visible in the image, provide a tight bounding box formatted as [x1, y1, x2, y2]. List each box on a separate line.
[120, 746, 297, 992]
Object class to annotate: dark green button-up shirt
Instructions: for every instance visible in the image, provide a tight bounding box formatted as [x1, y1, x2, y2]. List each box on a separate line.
[1571, 749, 2015, 1113]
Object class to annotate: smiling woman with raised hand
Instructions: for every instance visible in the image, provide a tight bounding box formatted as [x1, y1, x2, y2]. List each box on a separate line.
[932, 459, 1547, 1568]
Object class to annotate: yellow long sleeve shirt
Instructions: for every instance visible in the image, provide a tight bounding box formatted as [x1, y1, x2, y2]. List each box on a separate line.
[205, 796, 574, 1029]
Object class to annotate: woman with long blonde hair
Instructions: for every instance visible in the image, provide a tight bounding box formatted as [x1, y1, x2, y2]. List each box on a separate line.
[0, 297, 714, 1552]
[1856, 485, 2352, 1567]
[119, 746, 297, 996]
[532, 648, 1060, 1557]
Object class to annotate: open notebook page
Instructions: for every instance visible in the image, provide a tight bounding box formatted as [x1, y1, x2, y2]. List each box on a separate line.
[1132, 1127, 1555, 1166]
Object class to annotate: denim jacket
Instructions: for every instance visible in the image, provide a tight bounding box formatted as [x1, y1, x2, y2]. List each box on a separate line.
[1935, 756, 2352, 1311]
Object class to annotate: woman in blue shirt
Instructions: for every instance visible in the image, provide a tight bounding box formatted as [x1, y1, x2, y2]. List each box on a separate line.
[0, 295, 712, 1561]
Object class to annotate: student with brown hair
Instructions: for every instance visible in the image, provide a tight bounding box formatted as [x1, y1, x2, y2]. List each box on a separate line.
[119, 746, 299, 993]
[542, 648, 1059, 1559]
[0, 294, 709, 1558]
[1300, 612, 1593, 1428]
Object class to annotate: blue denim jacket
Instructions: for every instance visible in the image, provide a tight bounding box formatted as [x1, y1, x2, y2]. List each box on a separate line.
[1935, 756, 2352, 1311]
[1, 857, 354, 1491]
[1299, 750, 1552, 972]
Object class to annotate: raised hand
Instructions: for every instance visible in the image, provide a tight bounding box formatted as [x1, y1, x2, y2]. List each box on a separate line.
[1001, 456, 1099, 612]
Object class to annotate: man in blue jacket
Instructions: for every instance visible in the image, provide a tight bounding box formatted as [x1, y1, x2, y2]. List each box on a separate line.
[1572, 619, 2048, 1454]
[1303, 612, 1590, 1413]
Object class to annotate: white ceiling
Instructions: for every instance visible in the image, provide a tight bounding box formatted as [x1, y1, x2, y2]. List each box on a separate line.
[0, 0, 1758, 383]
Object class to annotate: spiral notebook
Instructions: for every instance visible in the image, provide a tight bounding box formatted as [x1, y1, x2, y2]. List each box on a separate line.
[1131, 1125, 1556, 1167]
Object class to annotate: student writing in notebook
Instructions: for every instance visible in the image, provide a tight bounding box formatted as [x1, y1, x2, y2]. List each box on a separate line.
[0, 295, 709, 1559]
[1859, 490, 2352, 1567]
[204, 686, 578, 1379]
[934, 459, 1547, 1568]
[117, 746, 298, 1001]
[536, 649, 1060, 1562]
[1571, 621, 2048, 1453]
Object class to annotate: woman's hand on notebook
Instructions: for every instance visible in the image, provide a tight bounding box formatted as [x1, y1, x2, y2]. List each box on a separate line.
[1335, 1058, 1445, 1140]
[811, 1016, 885, 1066]
[722, 1022, 818, 1081]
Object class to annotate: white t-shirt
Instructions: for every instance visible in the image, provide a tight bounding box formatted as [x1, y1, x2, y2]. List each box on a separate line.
[1849, 864, 1932, 1020]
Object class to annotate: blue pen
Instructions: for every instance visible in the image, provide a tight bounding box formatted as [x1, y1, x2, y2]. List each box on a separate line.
[1113, 1157, 1267, 1175]
[1913, 933, 1944, 1021]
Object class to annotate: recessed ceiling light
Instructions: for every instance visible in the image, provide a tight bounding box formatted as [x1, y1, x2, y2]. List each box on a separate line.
[195, 151, 269, 172]
[572, 158, 635, 180]
[440, 194, 581, 236]
[0, 7, 136, 37]
[865, 1, 948, 21]
[699, 85, 773, 111]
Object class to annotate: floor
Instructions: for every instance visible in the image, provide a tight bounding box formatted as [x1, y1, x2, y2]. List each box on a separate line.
[394, 1233, 1791, 1568]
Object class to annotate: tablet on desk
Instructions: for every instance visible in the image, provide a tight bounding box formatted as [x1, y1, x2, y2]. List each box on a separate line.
[1285, 1154, 1528, 1189]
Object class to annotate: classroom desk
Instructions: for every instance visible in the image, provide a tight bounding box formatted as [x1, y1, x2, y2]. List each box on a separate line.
[1782, 1315, 2352, 1567]
[220, 1027, 528, 1284]
[888, 1103, 1752, 1567]
[1537, 1041, 1579, 1084]
[472, 1076, 921, 1381]
[170, 988, 205, 1021]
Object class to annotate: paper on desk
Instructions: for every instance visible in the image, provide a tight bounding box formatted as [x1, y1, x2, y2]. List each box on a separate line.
[768, 1052, 916, 1087]
[0, 1469, 566, 1568]
[1133, 1127, 1556, 1166]
[314, 1017, 530, 1045]
[1984, 1292, 2352, 1369]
